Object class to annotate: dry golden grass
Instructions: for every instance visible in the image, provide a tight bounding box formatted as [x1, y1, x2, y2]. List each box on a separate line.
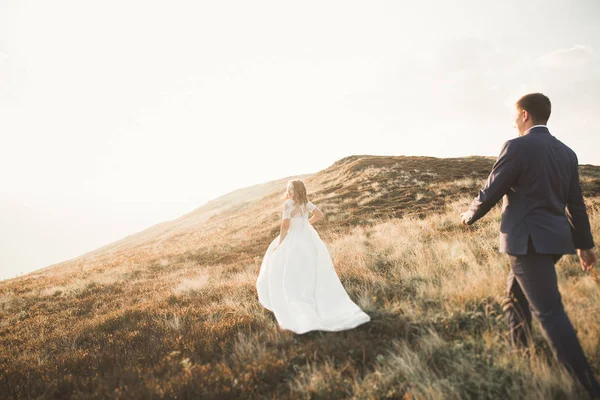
[1, 155, 599, 399]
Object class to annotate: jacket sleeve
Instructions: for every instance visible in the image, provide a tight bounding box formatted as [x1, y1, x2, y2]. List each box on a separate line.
[565, 153, 594, 249]
[465, 140, 522, 225]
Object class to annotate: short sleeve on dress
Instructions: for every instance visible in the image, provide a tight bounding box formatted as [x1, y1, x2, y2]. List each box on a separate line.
[282, 199, 294, 220]
[306, 201, 316, 212]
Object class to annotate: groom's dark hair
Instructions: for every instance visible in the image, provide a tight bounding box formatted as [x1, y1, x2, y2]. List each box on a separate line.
[516, 93, 551, 124]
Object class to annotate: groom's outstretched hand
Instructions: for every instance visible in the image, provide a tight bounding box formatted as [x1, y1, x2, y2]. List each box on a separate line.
[577, 248, 597, 271]
[460, 211, 473, 226]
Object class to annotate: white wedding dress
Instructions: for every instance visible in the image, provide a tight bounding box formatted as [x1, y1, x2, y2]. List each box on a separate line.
[256, 199, 371, 334]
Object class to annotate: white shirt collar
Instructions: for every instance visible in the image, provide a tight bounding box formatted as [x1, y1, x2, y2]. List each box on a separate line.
[524, 124, 547, 135]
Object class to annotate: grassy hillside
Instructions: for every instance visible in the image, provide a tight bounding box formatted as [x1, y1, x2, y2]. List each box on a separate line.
[1, 155, 599, 399]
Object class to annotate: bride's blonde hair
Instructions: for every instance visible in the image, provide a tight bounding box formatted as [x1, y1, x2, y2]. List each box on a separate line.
[283, 180, 308, 205]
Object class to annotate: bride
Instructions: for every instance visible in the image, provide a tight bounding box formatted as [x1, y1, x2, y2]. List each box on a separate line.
[256, 180, 371, 334]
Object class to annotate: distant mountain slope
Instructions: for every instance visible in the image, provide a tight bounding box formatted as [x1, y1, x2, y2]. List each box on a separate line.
[24, 173, 310, 278]
[79, 174, 312, 258]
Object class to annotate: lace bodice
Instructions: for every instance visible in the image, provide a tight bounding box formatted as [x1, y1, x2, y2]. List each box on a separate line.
[281, 199, 317, 220]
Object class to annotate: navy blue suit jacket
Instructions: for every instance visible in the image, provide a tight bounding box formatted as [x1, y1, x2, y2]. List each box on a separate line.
[465, 126, 594, 255]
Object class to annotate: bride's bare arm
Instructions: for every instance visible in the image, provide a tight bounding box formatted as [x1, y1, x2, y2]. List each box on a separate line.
[278, 219, 291, 246]
[308, 207, 324, 224]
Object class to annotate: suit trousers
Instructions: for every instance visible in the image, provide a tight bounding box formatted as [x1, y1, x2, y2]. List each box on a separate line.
[504, 238, 600, 398]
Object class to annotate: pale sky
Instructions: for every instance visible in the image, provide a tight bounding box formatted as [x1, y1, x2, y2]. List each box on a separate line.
[1, 0, 599, 281]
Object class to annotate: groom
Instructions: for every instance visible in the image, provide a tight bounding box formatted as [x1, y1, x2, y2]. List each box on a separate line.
[460, 92, 600, 398]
